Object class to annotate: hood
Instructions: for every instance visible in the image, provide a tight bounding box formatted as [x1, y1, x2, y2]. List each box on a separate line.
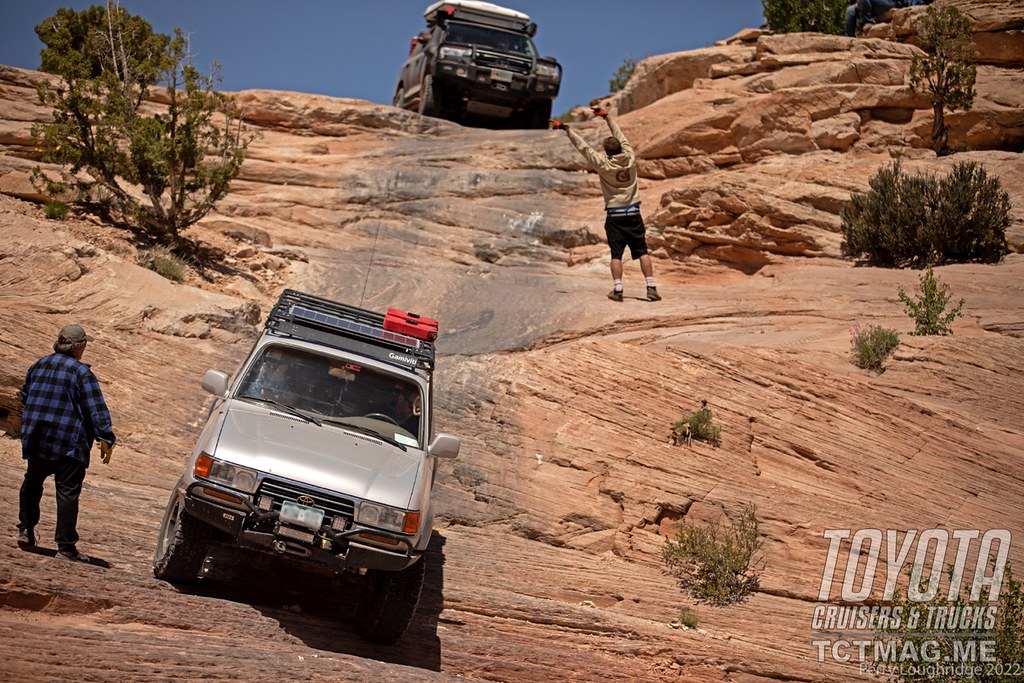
[211, 402, 423, 509]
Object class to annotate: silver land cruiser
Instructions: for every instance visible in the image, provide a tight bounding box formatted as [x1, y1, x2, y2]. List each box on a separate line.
[153, 289, 459, 643]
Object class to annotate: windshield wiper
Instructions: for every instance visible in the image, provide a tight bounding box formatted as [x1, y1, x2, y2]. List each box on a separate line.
[238, 395, 321, 426]
[320, 417, 406, 451]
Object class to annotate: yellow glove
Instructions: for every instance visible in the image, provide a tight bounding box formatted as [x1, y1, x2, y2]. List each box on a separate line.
[99, 440, 114, 465]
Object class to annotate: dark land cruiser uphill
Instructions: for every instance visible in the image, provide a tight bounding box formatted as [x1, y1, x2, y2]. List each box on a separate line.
[394, 0, 562, 129]
[152, 289, 460, 644]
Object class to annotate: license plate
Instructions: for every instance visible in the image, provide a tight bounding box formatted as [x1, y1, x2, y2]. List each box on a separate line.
[492, 69, 513, 83]
[280, 500, 324, 530]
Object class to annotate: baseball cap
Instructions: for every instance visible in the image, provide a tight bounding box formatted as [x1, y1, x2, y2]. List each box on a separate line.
[57, 324, 94, 345]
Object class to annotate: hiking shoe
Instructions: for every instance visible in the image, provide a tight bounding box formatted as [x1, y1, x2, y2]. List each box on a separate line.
[646, 286, 662, 302]
[57, 547, 91, 564]
[607, 289, 623, 302]
[17, 528, 35, 548]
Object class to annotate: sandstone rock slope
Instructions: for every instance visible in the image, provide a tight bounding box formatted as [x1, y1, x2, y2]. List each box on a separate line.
[1, 1, 1022, 680]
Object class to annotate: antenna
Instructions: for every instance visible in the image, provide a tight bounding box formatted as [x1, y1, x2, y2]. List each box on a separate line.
[358, 172, 395, 308]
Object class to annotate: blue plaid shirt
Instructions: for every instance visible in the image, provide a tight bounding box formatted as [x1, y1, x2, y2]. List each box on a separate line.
[20, 352, 115, 466]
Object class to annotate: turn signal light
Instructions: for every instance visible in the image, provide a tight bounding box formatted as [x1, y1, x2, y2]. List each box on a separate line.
[194, 452, 213, 479]
[403, 511, 421, 534]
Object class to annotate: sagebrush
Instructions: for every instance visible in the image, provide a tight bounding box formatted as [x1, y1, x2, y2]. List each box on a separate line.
[841, 160, 1010, 267]
[662, 504, 763, 606]
[850, 324, 900, 373]
[139, 245, 189, 282]
[672, 400, 721, 447]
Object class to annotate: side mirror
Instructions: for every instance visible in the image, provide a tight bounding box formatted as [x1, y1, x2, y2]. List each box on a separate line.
[525, 22, 537, 38]
[428, 433, 460, 459]
[201, 369, 229, 397]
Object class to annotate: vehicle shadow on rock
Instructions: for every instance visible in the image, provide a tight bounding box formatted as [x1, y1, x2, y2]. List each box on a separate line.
[172, 531, 448, 671]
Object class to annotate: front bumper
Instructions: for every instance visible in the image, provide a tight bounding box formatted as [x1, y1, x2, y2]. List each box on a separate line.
[434, 59, 559, 110]
[183, 482, 419, 572]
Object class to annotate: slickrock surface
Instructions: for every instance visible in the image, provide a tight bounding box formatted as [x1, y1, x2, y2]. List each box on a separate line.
[1, 1, 1022, 680]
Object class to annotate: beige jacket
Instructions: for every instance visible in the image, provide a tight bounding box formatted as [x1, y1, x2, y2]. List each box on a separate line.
[565, 117, 639, 210]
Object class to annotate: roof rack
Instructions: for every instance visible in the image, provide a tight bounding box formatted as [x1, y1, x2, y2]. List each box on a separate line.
[266, 289, 435, 372]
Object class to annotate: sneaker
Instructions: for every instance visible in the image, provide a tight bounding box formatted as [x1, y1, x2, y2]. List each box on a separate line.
[57, 547, 91, 563]
[17, 528, 35, 548]
[607, 289, 623, 302]
[646, 286, 662, 301]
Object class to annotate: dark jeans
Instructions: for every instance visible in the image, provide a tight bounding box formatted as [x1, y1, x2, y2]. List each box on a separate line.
[19, 457, 87, 551]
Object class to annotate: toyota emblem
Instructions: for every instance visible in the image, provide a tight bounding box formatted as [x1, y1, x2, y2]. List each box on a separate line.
[297, 495, 315, 507]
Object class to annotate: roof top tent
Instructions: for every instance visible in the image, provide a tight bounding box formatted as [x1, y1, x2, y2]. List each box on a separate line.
[424, 0, 537, 37]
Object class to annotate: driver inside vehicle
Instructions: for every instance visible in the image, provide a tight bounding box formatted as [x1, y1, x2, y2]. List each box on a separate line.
[392, 384, 422, 436]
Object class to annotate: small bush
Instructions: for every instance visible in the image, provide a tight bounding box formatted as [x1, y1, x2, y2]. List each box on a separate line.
[662, 504, 764, 606]
[44, 201, 69, 220]
[672, 400, 721, 447]
[898, 266, 964, 336]
[841, 161, 1010, 267]
[608, 56, 638, 93]
[139, 246, 189, 282]
[850, 324, 900, 373]
[677, 607, 700, 629]
[761, 0, 846, 34]
[878, 565, 1023, 683]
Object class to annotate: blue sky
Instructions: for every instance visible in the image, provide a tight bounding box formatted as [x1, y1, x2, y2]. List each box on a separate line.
[1, 1, 767, 115]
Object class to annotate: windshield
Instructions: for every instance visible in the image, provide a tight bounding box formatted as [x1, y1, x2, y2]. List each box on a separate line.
[236, 345, 424, 448]
[444, 23, 535, 56]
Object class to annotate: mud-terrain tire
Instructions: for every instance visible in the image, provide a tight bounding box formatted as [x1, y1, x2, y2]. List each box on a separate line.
[393, 85, 405, 109]
[153, 495, 213, 582]
[355, 558, 426, 644]
[526, 101, 553, 130]
[419, 74, 439, 118]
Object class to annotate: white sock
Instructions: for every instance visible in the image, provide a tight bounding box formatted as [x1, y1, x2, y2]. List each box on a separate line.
[645, 277, 655, 287]
[613, 279, 623, 292]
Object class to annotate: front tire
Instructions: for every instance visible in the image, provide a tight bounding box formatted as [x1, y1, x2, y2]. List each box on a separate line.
[355, 558, 426, 644]
[526, 101, 553, 130]
[153, 495, 213, 582]
[393, 85, 405, 109]
[419, 74, 439, 118]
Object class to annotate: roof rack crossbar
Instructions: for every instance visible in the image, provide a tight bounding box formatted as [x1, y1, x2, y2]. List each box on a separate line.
[266, 289, 435, 370]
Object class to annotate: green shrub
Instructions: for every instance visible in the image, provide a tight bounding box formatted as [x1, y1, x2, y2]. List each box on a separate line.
[662, 504, 764, 606]
[677, 607, 700, 629]
[761, 0, 846, 34]
[878, 565, 1023, 683]
[898, 266, 964, 336]
[608, 56, 638, 93]
[909, 4, 977, 154]
[850, 324, 900, 373]
[44, 201, 69, 220]
[672, 400, 722, 447]
[139, 245, 189, 282]
[841, 161, 1010, 267]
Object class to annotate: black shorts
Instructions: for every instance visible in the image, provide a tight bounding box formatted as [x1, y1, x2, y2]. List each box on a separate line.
[604, 212, 649, 260]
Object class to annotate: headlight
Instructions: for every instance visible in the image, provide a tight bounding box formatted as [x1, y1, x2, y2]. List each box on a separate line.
[536, 63, 560, 80]
[194, 452, 259, 493]
[356, 502, 420, 534]
[439, 45, 472, 60]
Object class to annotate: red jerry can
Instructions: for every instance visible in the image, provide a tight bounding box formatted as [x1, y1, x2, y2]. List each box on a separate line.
[384, 308, 439, 342]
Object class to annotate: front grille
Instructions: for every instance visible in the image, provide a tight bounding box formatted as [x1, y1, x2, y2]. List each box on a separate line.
[257, 477, 356, 523]
[475, 50, 531, 74]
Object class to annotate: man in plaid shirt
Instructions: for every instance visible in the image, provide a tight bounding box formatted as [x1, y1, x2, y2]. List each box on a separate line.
[17, 323, 116, 563]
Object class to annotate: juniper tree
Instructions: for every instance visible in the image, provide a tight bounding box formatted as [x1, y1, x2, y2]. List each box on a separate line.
[909, 4, 976, 155]
[32, 2, 255, 245]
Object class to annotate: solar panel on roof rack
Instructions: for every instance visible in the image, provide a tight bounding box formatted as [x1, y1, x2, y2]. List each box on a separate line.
[291, 305, 422, 349]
